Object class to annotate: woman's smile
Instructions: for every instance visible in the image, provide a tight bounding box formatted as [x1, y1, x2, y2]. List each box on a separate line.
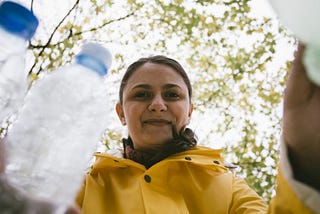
[142, 119, 172, 127]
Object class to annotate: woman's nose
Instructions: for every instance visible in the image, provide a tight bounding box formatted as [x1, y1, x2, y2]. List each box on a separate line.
[148, 95, 167, 112]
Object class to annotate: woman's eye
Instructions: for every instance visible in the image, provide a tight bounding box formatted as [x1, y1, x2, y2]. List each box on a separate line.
[135, 91, 150, 98]
[165, 92, 180, 99]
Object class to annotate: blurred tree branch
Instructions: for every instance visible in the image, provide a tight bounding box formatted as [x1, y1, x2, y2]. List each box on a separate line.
[28, 0, 80, 75]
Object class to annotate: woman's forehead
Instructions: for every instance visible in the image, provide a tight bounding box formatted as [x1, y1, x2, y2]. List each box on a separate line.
[125, 63, 188, 89]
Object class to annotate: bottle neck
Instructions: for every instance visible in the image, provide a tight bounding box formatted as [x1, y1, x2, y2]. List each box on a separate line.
[0, 27, 27, 61]
[75, 54, 107, 77]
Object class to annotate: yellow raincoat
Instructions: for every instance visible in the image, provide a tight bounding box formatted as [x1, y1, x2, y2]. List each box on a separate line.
[76, 146, 314, 213]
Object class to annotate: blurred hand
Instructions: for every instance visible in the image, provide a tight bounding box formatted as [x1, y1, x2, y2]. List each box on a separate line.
[1, 169, 81, 214]
[283, 43, 320, 191]
[65, 203, 81, 214]
[1, 138, 81, 213]
[0, 139, 5, 173]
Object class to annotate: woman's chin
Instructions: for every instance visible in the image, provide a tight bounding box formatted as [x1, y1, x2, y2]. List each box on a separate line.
[135, 137, 172, 150]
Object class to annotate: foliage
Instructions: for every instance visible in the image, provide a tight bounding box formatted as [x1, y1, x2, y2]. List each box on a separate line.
[24, 0, 295, 202]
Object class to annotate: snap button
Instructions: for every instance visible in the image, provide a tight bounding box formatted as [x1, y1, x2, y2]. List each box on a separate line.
[144, 175, 151, 183]
[185, 156, 192, 161]
[213, 160, 220, 165]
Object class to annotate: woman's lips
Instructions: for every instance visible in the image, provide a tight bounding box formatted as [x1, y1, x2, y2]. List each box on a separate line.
[143, 119, 172, 126]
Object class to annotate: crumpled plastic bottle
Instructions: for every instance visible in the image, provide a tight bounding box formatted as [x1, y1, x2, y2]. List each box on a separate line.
[6, 42, 112, 213]
[0, 1, 38, 122]
[268, 0, 320, 85]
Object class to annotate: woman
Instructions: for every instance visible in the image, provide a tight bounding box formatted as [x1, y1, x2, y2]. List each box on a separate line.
[76, 45, 319, 213]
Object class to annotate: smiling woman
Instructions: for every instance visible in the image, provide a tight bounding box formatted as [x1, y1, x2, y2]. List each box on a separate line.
[117, 61, 193, 148]
[75, 55, 268, 213]
[116, 56, 196, 168]
[75, 53, 319, 213]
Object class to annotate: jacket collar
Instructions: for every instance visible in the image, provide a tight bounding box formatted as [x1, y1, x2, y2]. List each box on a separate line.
[90, 146, 228, 173]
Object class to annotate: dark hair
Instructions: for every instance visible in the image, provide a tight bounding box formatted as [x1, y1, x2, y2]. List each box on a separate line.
[119, 55, 197, 167]
[119, 55, 193, 105]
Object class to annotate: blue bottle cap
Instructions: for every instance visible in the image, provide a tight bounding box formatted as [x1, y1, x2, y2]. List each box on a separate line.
[0, 1, 39, 40]
[75, 43, 112, 76]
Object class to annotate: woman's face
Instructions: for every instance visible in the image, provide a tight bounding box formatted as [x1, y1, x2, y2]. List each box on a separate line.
[116, 62, 193, 150]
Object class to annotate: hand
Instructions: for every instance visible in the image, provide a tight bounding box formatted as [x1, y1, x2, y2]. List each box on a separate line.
[0, 139, 5, 173]
[283, 43, 320, 191]
[1, 138, 81, 213]
[24, 197, 81, 214]
[0, 172, 81, 214]
[65, 203, 81, 214]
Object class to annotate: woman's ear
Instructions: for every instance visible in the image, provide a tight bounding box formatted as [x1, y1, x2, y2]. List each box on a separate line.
[116, 103, 126, 125]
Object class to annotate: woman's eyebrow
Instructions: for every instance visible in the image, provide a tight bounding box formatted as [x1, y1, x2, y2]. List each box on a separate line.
[162, 84, 182, 90]
[131, 84, 152, 90]
[131, 84, 182, 90]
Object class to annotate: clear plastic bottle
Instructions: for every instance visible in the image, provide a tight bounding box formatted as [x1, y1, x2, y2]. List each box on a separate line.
[5, 43, 112, 212]
[0, 1, 38, 122]
[268, 0, 320, 85]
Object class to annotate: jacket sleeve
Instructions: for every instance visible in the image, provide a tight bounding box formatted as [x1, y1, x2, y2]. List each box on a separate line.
[229, 139, 319, 214]
[268, 141, 319, 214]
[75, 176, 86, 208]
[229, 177, 268, 213]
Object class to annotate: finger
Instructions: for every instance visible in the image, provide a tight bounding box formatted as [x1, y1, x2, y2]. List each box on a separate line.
[284, 42, 316, 109]
[65, 204, 81, 214]
[0, 139, 6, 173]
